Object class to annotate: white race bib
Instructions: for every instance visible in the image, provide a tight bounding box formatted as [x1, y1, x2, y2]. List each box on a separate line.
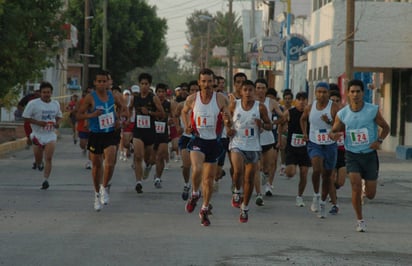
[98, 112, 115, 130]
[291, 133, 306, 147]
[136, 115, 151, 128]
[43, 121, 55, 132]
[348, 128, 369, 146]
[155, 121, 166, 133]
[195, 112, 215, 128]
[315, 129, 334, 145]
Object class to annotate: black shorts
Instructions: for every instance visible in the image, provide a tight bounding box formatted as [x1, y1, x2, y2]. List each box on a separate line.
[336, 149, 346, 169]
[88, 131, 119, 154]
[187, 137, 223, 163]
[346, 150, 379, 180]
[133, 128, 156, 146]
[261, 143, 274, 153]
[217, 138, 230, 166]
[285, 146, 311, 167]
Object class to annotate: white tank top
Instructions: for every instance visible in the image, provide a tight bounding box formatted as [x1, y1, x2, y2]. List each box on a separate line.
[309, 100, 335, 145]
[191, 91, 223, 140]
[260, 97, 275, 145]
[229, 100, 261, 151]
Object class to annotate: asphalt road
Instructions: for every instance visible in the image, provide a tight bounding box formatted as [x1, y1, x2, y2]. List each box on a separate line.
[1, 132, 412, 266]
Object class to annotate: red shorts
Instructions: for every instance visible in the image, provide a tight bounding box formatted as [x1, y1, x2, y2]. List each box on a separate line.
[169, 125, 179, 139]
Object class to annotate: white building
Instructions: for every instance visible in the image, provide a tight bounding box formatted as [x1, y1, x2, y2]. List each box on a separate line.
[307, 0, 412, 152]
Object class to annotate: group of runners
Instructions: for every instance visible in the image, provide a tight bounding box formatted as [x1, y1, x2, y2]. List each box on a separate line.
[20, 68, 389, 232]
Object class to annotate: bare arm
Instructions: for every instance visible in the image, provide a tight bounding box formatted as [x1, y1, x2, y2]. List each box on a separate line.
[182, 94, 195, 134]
[300, 104, 311, 141]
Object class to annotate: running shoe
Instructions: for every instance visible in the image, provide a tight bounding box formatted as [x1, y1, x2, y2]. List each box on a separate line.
[279, 164, 286, 176]
[199, 208, 210, 226]
[261, 172, 269, 185]
[318, 201, 326, 219]
[41, 180, 49, 190]
[38, 162, 44, 171]
[100, 185, 110, 205]
[181, 185, 191, 201]
[185, 193, 200, 213]
[296, 196, 305, 207]
[85, 161, 92, 170]
[94, 193, 102, 212]
[154, 178, 162, 189]
[32, 162, 37, 170]
[255, 194, 264, 206]
[264, 183, 273, 197]
[239, 209, 249, 223]
[311, 194, 320, 212]
[231, 193, 242, 208]
[329, 205, 339, 215]
[135, 183, 143, 194]
[356, 220, 367, 232]
[143, 164, 152, 180]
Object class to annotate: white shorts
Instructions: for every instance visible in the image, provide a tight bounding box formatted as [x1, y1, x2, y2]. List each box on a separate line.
[30, 132, 57, 146]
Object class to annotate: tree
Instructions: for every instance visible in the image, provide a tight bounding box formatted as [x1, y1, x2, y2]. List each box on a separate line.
[66, 0, 168, 84]
[0, 0, 66, 101]
[185, 10, 243, 69]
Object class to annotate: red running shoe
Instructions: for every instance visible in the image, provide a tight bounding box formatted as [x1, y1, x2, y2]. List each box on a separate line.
[231, 193, 242, 208]
[239, 209, 248, 223]
[185, 193, 200, 213]
[199, 208, 210, 226]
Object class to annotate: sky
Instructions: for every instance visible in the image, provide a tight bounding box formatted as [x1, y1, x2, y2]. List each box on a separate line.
[146, 0, 311, 59]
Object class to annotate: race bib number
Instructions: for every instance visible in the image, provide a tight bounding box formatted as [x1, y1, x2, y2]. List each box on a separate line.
[196, 113, 215, 128]
[291, 133, 306, 147]
[136, 115, 150, 128]
[349, 128, 369, 146]
[44, 121, 54, 132]
[98, 112, 115, 130]
[155, 121, 166, 133]
[315, 129, 334, 145]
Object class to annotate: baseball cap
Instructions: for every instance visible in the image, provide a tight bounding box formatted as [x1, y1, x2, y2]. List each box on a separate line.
[131, 85, 140, 93]
[123, 90, 131, 95]
[175, 87, 181, 92]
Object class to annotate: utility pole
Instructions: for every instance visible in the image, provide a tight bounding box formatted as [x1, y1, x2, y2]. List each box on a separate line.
[228, 0, 234, 92]
[345, 0, 355, 82]
[102, 0, 108, 70]
[284, 0, 291, 90]
[82, 0, 90, 91]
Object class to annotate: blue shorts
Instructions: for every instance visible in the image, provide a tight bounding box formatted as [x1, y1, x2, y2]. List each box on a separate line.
[187, 137, 223, 163]
[178, 135, 191, 150]
[307, 141, 337, 170]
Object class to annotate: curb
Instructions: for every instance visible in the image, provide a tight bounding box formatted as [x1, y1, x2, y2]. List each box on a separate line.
[0, 137, 27, 156]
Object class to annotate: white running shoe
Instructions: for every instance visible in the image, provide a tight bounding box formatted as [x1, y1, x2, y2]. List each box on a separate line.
[356, 220, 366, 232]
[311, 194, 320, 212]
[296, 196, 305, 207]
[154, 178, 162, 189]
[264, 183, 273, 196]
[94, 193, 103, 211]
[100, 185, 110, 205]
[85, 161, 92, 170]
[279, 164, 286, 176]
[318, 201, 326, 218]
